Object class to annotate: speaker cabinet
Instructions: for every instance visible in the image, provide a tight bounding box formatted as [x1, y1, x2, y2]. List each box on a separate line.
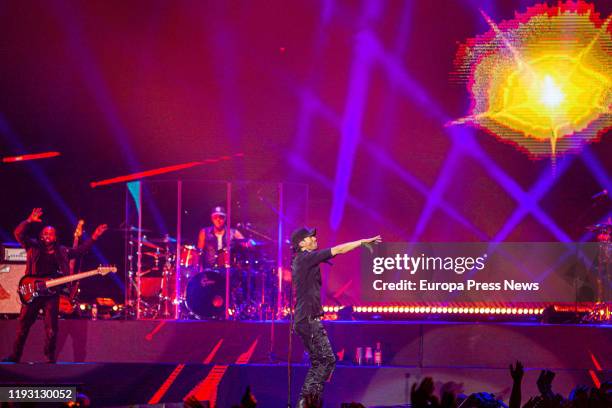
[0, 263, 25, 314]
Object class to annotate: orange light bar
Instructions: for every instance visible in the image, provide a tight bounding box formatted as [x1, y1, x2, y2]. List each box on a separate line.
[2, 151, 60, 163]
[90, 153, 244, 188]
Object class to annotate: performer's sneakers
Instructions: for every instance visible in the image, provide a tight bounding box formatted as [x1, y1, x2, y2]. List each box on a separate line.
[297, 395, 322, 408]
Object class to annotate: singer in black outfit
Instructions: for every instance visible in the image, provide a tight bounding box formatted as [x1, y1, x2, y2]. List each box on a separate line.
[290, 227, 381, 407]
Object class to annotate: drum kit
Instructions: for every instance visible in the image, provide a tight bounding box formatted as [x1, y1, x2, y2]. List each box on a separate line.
[584, 219, 612, 321]
[125, 226, 278, 320]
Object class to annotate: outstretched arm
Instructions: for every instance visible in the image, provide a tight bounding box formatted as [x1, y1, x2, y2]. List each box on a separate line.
[14, 208, 43, 248]
[68, 224, 107, 258]
[331, 235, 381, 256]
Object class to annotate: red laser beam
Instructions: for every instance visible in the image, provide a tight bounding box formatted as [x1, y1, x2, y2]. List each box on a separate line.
[148, 338, 226, 404]
[588, 350, 603, 371]
[332, 279, 353, 299]
[90, 153, 244, 188]
[589, 370, 601, 389]
[203, 339, 224, 364]
[2, 151, 60, 163]
[148, 364, 185, 404]
[235, 338, 259, 365]
[185, 338, 259, 405]
[185, 365, 229, 406]
[145, 320, 167, 341]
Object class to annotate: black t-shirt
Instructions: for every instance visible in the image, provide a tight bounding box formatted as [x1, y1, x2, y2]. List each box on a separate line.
[36, 250, 60, 277]
[291, 248, 334, 323]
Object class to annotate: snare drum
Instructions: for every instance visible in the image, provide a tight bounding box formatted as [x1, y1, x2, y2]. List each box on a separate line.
[180, 245, 201, 268]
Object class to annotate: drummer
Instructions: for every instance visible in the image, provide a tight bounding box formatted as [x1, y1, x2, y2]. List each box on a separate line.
[197, 206, 250, 270]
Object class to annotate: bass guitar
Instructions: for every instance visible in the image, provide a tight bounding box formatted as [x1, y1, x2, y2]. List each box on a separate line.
[18, 265, 117, 304]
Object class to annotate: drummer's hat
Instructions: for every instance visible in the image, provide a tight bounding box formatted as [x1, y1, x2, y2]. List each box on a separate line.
[211, 206, 227, 217]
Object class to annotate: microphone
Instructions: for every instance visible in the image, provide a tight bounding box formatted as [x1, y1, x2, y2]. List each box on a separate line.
[362, 242, 374, 254]
[591, 189, 608, 200]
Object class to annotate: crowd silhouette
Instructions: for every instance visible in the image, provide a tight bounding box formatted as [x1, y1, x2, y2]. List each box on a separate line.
[179, 361, 610, 408]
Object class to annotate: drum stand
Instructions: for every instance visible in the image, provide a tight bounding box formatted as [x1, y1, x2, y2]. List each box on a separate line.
[584, 241, 611, 322]
[124, 238, 138, 319]
[156, 262, 174, 319]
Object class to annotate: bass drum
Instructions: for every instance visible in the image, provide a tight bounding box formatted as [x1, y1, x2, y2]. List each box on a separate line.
[185, 271, 225, 319]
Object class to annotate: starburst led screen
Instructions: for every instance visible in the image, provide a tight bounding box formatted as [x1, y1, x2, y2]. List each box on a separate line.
[452, 1, 612, 160]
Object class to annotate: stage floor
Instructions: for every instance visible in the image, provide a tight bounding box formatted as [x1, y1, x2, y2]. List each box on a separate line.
[0, 320, 610, 407]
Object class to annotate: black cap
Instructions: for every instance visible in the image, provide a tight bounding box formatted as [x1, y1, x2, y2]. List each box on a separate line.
[290, 226, 316, 251]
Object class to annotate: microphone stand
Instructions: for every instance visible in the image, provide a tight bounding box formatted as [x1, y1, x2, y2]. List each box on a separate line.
[287, 284, 293, 408]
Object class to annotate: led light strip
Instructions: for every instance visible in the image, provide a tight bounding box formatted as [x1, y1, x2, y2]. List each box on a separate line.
[323, 305, 545, 315]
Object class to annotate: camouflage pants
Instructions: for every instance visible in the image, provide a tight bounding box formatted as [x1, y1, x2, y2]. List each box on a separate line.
[295, 317, 336, 402]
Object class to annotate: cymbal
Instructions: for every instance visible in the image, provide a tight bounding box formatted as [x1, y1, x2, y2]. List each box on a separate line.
[141, 251, 166, 259]
[142, 241, 163, 250]
[113, 226, 152, 233]
[233, 238, 269, 246]
[586, 222, 612, 232]
[137, 268, 154, 277]
[144, 236, 177, 244]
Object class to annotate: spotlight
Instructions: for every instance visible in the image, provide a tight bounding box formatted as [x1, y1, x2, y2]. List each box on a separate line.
[540, 75, 565, 108]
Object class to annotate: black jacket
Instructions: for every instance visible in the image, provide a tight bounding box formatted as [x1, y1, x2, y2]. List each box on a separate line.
[14, 220, 95, 276]
[291, 248, 334, 324]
